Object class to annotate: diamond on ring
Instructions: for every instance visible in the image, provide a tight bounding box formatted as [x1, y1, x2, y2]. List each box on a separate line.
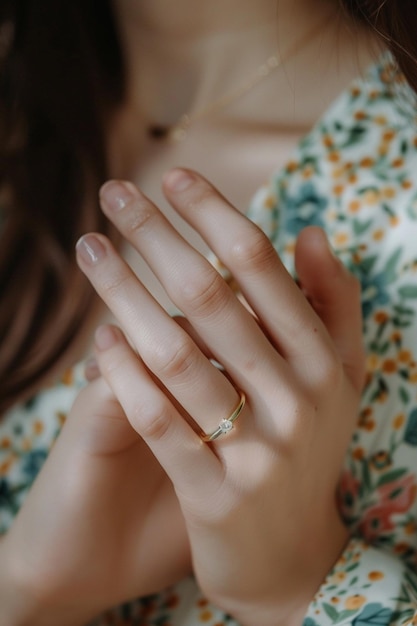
[220, 419, 233, 434]
[201, 392, 246, 442]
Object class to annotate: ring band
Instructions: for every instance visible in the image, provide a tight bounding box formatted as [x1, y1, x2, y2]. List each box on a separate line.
[201, 392, 246, 442]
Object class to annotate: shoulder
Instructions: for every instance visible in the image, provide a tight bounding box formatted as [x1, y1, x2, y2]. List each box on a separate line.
[248, 52, 417, 267]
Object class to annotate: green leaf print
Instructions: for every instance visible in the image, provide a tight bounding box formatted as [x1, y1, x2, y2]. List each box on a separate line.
[323, 603, 340, 620]
[322, 604, 360, 624]
[392, 319, 412, 329]
[356, 255, 378, 276]
[377, 341, 390, 355]
[398, 285, 417, 299]
[404, 408, 417, 446]
[361, 459, 372, 493]
[341, 125, 367, 148]
[392, 304, 415, 316]
[336, 610, 361, 623]
[375, 468, 408, 488]
[399, 386, 410, 404]
[382, 248, 402, 284]
[400, 139, 409, 155]
[353, 218, 373, 236]
[352, 603, 393, 625]
[381, 203, 395, 219]
[303, 619, 320, 626]
[346, 563, 360, 573]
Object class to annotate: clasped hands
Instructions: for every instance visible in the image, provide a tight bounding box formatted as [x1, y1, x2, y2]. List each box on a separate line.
[2, 169, 365, 626]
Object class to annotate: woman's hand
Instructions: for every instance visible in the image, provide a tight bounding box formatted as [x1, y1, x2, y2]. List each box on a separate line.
[76, 169, 365, 626]
[2, 377, 190, 626]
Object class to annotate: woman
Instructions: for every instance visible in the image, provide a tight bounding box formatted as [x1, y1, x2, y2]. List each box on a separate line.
[1, 1, 417, 624]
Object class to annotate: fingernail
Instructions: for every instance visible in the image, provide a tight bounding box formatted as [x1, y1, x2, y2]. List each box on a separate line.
[164, 168, 195, 192]
[95, 325, 119, 351]
[309, 228, 338, 258]
[76, 234, 106, 265]
[100, 180, 137, 212]
[84, 357, 100, 380]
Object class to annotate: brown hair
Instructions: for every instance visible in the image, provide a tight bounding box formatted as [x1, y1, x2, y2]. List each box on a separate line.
[340, 0, 417, 92]
[0, 0, 416, 413]
[0, 0, 124, 412]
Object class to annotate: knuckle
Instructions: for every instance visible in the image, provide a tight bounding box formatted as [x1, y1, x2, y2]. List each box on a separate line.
[230, 226, 277, 274]
[149, 337, 196, 381]
[179, 265, 229, 318]
[99, 349, 126, 377]
[134, 399, 173, 441]
[125, 199, 158, 236]
[101, 269, 131, 298]
[285, 393, 310, 435]
[183, 183, 215, 212]
[313, 350, 344, 394]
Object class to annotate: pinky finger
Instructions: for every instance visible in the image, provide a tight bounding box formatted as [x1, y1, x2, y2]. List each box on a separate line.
[84, 357, 101, 382]
[93, 324, 223, 495]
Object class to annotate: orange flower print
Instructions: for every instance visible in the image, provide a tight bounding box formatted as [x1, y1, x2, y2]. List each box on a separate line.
[393, 413, 406, 429]
[391, 330, 402, 343]
[359, 406, 374, 427]
[392, 157, 404, 168]
[374, 310, 389, 324]
[382, 359, 397, 374]
[370, 451, 392, 471]
[348, 200, 361, 213]
[395, 541, 411, 555]
[398, 350, 412, 363]
[353, 447, 365, 460]
[345, 595, 366, 610]
[360, 157, 374, 168]
[405, 521, 417, 535]
[354, 110, 367, 121]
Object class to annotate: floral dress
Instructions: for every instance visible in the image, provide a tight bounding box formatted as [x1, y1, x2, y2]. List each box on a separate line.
[2, 52, 417, 625]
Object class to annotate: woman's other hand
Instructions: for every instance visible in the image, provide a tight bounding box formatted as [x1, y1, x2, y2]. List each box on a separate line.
[1, 376, 190, 626]
[77, 170, 365, 626]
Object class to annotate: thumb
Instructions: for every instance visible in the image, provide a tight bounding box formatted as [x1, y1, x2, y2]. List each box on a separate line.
[294, 226, 365, 392]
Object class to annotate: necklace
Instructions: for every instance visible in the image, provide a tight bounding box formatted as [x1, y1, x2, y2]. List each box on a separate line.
[147, 15, 331, 142]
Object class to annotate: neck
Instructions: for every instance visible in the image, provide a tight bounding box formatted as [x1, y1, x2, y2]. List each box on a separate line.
[113, 0, 283, 40]
[111, 0, 379, 142]
[113, 0, 341, 120]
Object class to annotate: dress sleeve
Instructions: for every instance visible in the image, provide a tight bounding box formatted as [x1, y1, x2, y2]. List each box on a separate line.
[303, 536, 417, 625]
[243, 150, 417, 626]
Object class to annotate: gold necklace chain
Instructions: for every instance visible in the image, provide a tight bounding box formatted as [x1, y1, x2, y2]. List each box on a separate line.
[148, 14, 332, 142]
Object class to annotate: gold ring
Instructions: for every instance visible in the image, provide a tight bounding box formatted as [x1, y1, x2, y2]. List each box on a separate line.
[201, 392, 246, 442]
